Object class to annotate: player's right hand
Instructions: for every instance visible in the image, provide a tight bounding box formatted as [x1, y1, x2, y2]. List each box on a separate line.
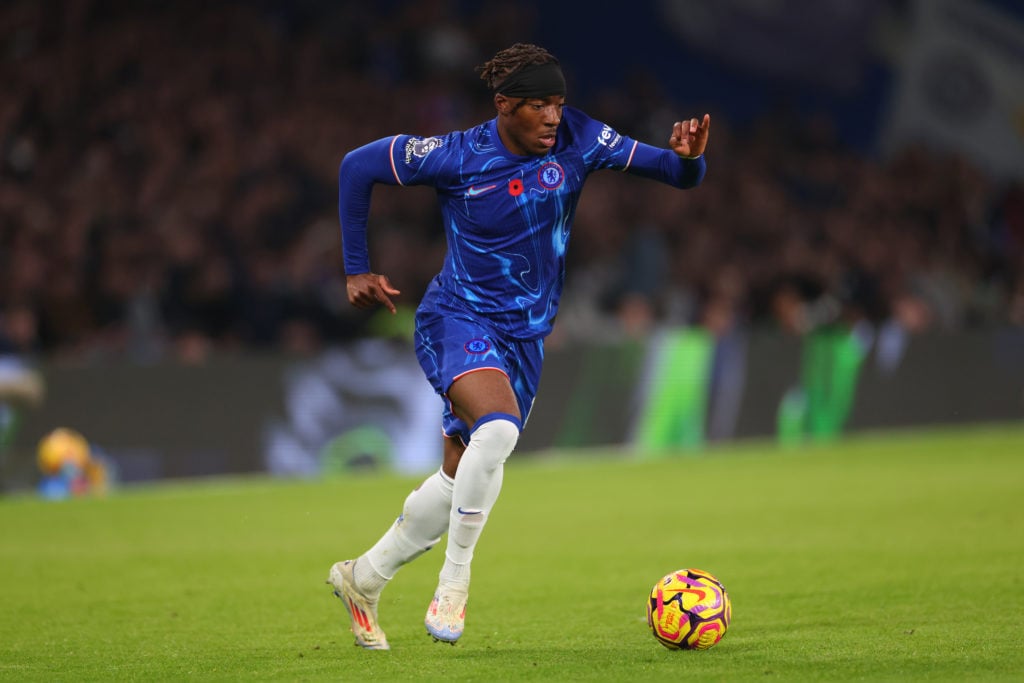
[346, 273, 401, 314]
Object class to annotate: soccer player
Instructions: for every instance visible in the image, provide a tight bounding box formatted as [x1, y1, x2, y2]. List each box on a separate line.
[329, 43, 710, 649]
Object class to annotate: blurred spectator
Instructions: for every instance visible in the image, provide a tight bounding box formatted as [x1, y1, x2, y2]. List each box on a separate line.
[1, 0, 1021, 366]
[0, 300, 44, 488]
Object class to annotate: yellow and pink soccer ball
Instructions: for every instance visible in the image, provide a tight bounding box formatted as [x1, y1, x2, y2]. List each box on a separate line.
[646, 568, 731, 650]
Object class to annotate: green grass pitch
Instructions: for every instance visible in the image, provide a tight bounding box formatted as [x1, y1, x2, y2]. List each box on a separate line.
[1, 424, 1022, 681]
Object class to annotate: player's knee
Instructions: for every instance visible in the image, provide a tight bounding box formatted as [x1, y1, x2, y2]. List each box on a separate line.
[469, 414, 520, 471]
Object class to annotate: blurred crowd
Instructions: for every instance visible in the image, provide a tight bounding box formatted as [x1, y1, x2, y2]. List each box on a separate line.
[2, 0, 1023, 365]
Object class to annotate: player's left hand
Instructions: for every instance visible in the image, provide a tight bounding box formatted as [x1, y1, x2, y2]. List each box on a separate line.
[669, 114, 710, 159]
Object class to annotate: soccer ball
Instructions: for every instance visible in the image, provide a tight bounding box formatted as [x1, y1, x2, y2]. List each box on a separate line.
[646, 568, 731, 650]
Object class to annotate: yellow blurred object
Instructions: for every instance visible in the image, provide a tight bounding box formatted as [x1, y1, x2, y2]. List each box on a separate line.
[84, 457, 109, 495]
[37, 427, 91, 475]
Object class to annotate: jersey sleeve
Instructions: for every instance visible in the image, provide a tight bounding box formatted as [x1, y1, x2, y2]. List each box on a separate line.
[622, 142, 705, 188]
[571, 109, 705, 189]
[388, 133, 459, 187]
[338, 133, 457, 275]
[571, 110, 640, 173]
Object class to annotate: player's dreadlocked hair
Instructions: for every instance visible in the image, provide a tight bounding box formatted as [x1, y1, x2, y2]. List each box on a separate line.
[477, 43, 559, 91]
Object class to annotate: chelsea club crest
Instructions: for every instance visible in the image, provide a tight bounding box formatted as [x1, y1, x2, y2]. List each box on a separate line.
[537, 162, 564, 190]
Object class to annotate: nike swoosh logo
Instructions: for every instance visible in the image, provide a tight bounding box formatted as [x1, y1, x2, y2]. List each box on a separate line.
[465, 184, 497, 197]
[457, 507, 483, 515]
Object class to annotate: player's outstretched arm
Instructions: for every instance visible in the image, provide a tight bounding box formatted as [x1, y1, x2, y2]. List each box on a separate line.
[669, 114, 710, 159]
[346, 273, 401, 314]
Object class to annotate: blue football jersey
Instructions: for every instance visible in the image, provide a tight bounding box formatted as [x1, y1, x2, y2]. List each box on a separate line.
[340, 107, 705, 340]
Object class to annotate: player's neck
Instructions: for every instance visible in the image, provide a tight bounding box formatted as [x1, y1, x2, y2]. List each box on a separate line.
[494, 119, 529, 157]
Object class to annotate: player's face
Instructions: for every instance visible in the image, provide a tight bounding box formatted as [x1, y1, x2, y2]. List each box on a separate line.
[496, 95, 565, 156]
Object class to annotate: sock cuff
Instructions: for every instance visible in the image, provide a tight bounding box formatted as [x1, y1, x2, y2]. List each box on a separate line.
[471, 412, 522, 434]
[359, 555, 394, 584]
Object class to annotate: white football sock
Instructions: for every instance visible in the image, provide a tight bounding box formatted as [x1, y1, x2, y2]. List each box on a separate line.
[440, 416, 520, 589]
[357, 467, 455, 599]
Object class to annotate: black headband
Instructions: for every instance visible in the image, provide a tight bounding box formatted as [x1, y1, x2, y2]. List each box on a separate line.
[495, 61, 566, 98]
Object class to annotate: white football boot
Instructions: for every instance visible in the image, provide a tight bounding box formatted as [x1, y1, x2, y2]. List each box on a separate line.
[327, 560, 390, 650]
[424, 586, 468, 644]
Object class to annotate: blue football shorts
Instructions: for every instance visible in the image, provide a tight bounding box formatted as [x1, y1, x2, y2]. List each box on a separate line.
[414, 304, 543, 445]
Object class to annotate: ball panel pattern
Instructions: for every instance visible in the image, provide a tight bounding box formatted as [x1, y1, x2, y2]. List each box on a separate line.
[646, 568, 731, 650]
